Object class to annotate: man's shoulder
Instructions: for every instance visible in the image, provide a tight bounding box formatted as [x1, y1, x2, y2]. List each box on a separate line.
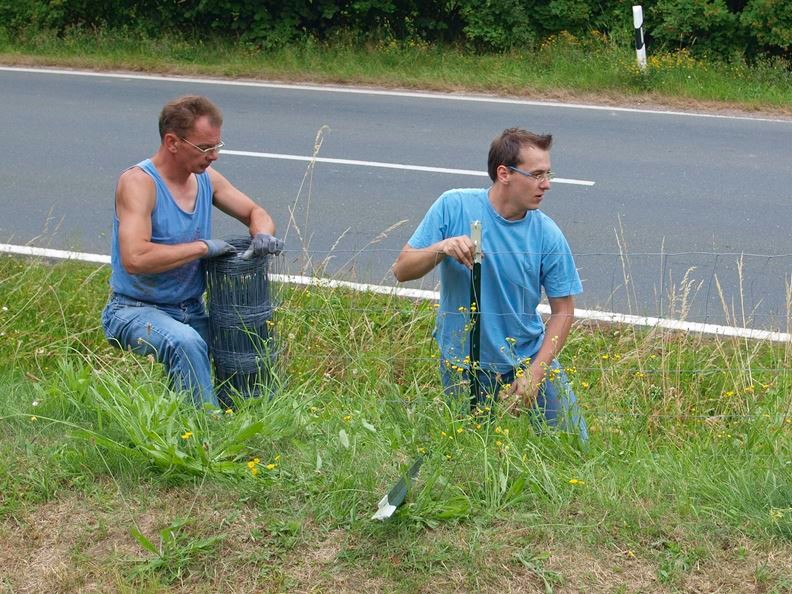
[432, 188, 488, 214]
[438, 187, 487, 202]
[534, 210, 566, 234]
[116, 164, 156, 208]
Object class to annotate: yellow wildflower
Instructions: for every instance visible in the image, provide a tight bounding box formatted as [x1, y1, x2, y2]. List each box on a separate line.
[181, 431, 193, 440]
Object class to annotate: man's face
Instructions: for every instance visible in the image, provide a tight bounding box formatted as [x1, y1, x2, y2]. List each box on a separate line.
[506, 145, 552, 211]
[177, 115, 223, 173]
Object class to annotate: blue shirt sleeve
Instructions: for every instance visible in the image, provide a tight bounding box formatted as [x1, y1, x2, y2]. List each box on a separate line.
[541, 218, 583, 298]
[408, 193, 452, 248]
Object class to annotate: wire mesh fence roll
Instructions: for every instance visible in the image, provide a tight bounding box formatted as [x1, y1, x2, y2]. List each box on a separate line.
[206, 236, 280, 406]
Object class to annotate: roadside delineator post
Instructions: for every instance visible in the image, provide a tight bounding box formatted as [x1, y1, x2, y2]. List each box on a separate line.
[633, 5, 647, 70]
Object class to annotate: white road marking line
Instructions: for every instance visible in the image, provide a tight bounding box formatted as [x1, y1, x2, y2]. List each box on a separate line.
[222, 150, 595, 186]
[2, 66, 791, 124]
[2, 242, 789, 343]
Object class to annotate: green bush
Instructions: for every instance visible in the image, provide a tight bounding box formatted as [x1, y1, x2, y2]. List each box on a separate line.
[650, 0, 743, 57]
[1, 0, 791, 60]
[741, 0, 792, 51]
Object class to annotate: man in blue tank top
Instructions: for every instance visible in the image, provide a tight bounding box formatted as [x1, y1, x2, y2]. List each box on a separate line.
[393, 128, 587, 441]
[102, 95, 282, 409]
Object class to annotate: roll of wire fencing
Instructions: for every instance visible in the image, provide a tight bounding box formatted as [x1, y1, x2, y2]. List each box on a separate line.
[206, 237, 282, 407]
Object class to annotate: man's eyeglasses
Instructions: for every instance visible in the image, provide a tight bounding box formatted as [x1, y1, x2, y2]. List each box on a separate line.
[507, 165, 554, 182]
[181, 137, 225, 154]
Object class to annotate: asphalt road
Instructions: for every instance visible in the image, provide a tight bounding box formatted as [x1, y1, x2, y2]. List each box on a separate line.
[2, 67, 791, 330]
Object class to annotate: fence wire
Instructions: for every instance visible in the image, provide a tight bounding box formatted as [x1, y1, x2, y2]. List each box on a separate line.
[195, 247, 792, 422]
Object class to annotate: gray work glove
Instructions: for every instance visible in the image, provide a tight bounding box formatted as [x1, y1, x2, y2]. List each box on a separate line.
[240, 233, 284, 259]
[201, 239, 237, 258]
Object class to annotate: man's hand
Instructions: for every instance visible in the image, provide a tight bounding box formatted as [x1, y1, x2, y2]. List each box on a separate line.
[440, 235, 476, 269]
[504, 365, 546, 414]
[201, 239, 237, 259]
[241, 233, 284, 259]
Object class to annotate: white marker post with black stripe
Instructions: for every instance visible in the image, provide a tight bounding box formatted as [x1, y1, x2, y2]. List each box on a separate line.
[633, 5, 647, 70]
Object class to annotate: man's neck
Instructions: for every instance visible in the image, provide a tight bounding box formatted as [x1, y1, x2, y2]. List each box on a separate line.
[150, 149, 192, 186]
[488, 184, 527, 221]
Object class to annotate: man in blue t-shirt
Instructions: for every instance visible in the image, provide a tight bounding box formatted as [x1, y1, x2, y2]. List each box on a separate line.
[393, 128, 587, 439]
[102, 96, 283, 408]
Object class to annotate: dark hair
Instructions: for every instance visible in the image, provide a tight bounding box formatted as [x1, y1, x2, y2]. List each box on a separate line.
[487, 128, 553, 182]
[158, 95, 223, 140]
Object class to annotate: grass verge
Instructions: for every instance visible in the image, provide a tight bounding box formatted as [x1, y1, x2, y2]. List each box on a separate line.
[0, 255, 790, 592]
[1, 28, 792, 115]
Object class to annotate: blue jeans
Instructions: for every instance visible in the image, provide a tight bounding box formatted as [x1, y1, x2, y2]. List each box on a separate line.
[101, 293, 219, 408]
[441, 359, 588, 442]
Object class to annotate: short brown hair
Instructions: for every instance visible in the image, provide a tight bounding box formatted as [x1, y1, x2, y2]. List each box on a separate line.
[487, 128, 553, 182]
[158, 95, 223, 140]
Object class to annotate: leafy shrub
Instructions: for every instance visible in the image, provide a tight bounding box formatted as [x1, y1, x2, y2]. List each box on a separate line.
[650, 0, 744, 57]
[741, 0, 792, 51]
[1, 0, 791, 59]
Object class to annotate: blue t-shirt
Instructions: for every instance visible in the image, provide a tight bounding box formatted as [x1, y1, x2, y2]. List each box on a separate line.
[110, 159, 213, 304]
[408, 188, 582, 373]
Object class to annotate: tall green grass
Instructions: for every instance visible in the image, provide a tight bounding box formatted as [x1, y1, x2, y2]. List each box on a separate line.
[0, 254, 790, 590]
[2, 28, 792, 112]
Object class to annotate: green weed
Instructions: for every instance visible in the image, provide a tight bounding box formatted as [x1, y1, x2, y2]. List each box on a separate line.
[0, 255, 791, 591]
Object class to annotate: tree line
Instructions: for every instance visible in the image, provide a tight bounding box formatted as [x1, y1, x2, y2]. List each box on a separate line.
[2, 0, 790, 61]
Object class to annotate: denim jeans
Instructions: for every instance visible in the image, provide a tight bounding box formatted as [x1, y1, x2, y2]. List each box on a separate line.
[441, 358, 588, 442]
[101, 293, 219, 408]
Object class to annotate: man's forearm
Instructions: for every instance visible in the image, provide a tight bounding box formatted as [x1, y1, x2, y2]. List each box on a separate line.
[120, 240, 208, 275]
[532, 313, 572, 368]
[392, 245, 445, 282]
[247, 206, 275, 236]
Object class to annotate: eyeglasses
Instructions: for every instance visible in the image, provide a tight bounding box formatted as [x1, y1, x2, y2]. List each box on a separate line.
[180, 137, 225, 154]
[507, 165, 554, 182]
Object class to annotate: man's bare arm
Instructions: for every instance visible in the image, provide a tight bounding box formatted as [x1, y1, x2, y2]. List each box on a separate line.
[209, 168, 275, 236]
[116, 169, 209, 274]
[392, 236, 475, 282]
[509, 295, 576, 404]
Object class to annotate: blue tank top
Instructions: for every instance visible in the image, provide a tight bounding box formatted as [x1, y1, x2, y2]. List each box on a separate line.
[110, 159, 213, 304]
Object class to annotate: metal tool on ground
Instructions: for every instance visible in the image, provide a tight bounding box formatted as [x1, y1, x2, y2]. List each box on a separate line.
[469, 220, 482, 411]
[371, 455, 425, 521]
